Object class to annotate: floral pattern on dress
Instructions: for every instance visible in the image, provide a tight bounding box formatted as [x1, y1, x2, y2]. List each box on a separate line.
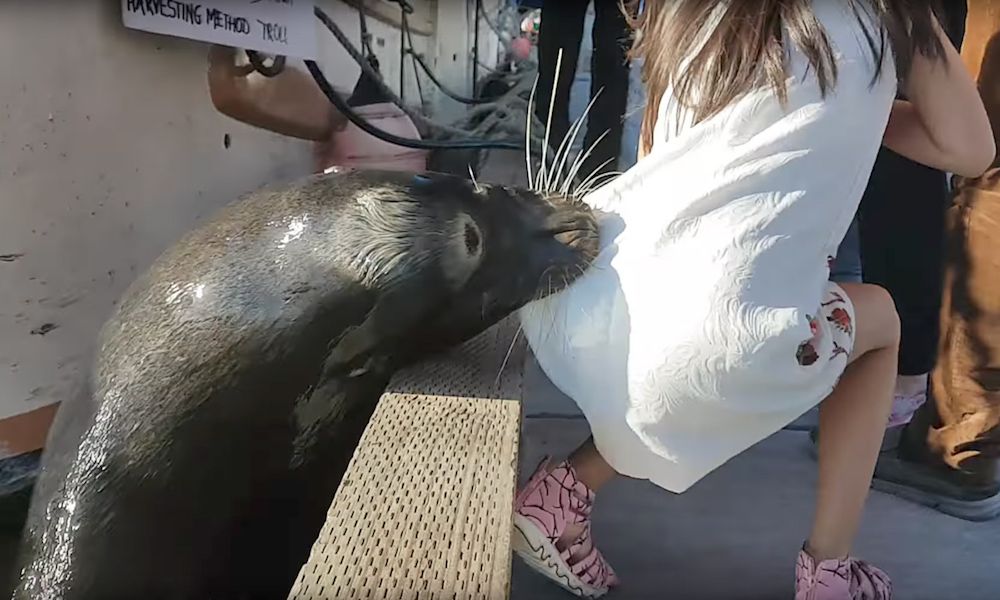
[797, 314, 822, 366]
[797, 280, 854, 367]
[797, 341, 820, 366]
[822, 292, 853, 336]
[822, 290, 846, 305]
[827, 307, 852, 336]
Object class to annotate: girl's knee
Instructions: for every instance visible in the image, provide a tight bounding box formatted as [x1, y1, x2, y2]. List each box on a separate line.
[863, 284, 901, 349]
[842, 282, 900, 355]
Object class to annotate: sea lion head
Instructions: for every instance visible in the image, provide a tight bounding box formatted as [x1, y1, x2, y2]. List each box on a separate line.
[327, 169, 599, 360]
[373, 170, 600, 352]
[450, 181, 598, 310]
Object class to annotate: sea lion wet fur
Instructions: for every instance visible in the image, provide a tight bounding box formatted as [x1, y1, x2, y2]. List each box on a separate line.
[13, 168, 598, 600]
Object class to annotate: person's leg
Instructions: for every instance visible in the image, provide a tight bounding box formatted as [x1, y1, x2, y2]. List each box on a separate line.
[925, 179, 1000, 484]
[797, 283, 898, 599]
[809, 284, 898, 558]
[568, 437, 619, 491]
[809, 154, 945, 456]
[535, 1, 588, 155]
[804, 218, 862, 450]
[522, 283, 900, 598]
[580, 0, 632, 179]
[871, 0, 1000, 521]
[856, 2, 968, 431]
[878, 175, 1000, 515]
[857, 148, 949, 428]
[512, 433, 620, 597]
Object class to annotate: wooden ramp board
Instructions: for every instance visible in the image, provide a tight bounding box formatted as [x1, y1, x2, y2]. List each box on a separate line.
[288, 318, 525, 600]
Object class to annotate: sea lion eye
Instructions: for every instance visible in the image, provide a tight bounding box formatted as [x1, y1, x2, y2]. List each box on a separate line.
[442, 214, 483, 289]
[464, 222, 481, 255]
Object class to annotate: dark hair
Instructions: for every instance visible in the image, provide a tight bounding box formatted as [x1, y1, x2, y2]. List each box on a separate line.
[626, 1, 947, 155]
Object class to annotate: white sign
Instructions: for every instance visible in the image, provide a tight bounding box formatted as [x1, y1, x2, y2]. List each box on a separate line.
[122, 0, 317, 59]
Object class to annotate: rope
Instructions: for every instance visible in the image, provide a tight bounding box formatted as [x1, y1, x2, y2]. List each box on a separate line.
[313, 6, 471, 140]
[309, 8, 524, 151]
[400, 10, 426, 108]
[407, 50, 493, 105]
[274, 6, 571, 170]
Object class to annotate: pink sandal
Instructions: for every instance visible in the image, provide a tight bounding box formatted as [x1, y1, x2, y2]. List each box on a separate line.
[512, 457, 619, 598]
[795, 546, 892, 599]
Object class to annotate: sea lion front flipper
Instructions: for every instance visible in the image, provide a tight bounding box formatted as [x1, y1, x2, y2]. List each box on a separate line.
[324, 280, 442, 373]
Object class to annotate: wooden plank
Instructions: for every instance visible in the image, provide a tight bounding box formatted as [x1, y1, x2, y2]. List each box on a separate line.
[386, 318, 526, 400]
[288, 318, 525, 600]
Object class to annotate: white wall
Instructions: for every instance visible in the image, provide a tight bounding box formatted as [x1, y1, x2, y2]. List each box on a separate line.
[0, 0, 487, 457]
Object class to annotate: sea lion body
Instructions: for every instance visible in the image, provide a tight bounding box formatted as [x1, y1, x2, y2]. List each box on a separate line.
[14, 169, 597, 599]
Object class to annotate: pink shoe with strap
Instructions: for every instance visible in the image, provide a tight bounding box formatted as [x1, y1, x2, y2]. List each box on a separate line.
[512, 457, 619, 598]
[795, 546, 892, 599]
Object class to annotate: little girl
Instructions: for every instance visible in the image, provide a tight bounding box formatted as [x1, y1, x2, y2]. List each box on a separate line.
[515, 1, 993, 599]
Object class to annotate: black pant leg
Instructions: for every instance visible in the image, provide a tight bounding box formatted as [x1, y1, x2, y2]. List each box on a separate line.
[859, 149, 949, 375]
[535, 1, 588, 154]
[582, 0, 633, 177]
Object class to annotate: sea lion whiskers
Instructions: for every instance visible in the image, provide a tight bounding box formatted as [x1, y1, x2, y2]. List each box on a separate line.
[575, 162, 622, 197]
[538, 274, 561, 347]
[560, 129, 611, 197]
[522, 49, 599, 198]
[543, 94, 590, 194]
[525, 74, 539, 190]
[537, 49, 564, 192]
[495, 324, 523, 388]
[560, 273, 574, 355]
[546, 89, 603, 196]
[468, 164, 482, 193]
[532, 264, 561, 303]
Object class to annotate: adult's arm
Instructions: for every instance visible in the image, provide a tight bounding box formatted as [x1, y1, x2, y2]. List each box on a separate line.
[882, 13, 995, 177]
[207, 45, 344, 142]
[956, 0, 1000, 172]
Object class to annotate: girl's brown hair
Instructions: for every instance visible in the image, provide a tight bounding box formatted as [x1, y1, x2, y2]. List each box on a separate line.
[627, 1, 946, 155]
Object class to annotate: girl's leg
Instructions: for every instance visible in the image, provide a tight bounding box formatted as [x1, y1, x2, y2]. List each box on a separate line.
[797, 283, 899, 599]
[521, 282, 899, 598]
[810, 283, 899, 560]
[512, 437, 621, 597]
[568, 437, 619, 491]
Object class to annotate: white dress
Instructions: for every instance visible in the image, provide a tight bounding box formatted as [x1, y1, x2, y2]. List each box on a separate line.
[519, 2, 898, 493]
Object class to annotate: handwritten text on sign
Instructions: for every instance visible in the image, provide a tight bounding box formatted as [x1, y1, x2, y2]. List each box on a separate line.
[122, 0, 317, 59]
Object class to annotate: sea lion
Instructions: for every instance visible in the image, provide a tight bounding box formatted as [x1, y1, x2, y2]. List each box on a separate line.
[13, 168, 598, 600]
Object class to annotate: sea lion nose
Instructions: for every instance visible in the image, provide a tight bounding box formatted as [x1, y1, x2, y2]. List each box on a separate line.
[546, 212, 598, 237]
[553, 230, 584, 247]
[548, 217, 599, 250]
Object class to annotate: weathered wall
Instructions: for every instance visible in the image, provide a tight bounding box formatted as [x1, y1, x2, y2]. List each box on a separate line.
[0, 0, 485, 459]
